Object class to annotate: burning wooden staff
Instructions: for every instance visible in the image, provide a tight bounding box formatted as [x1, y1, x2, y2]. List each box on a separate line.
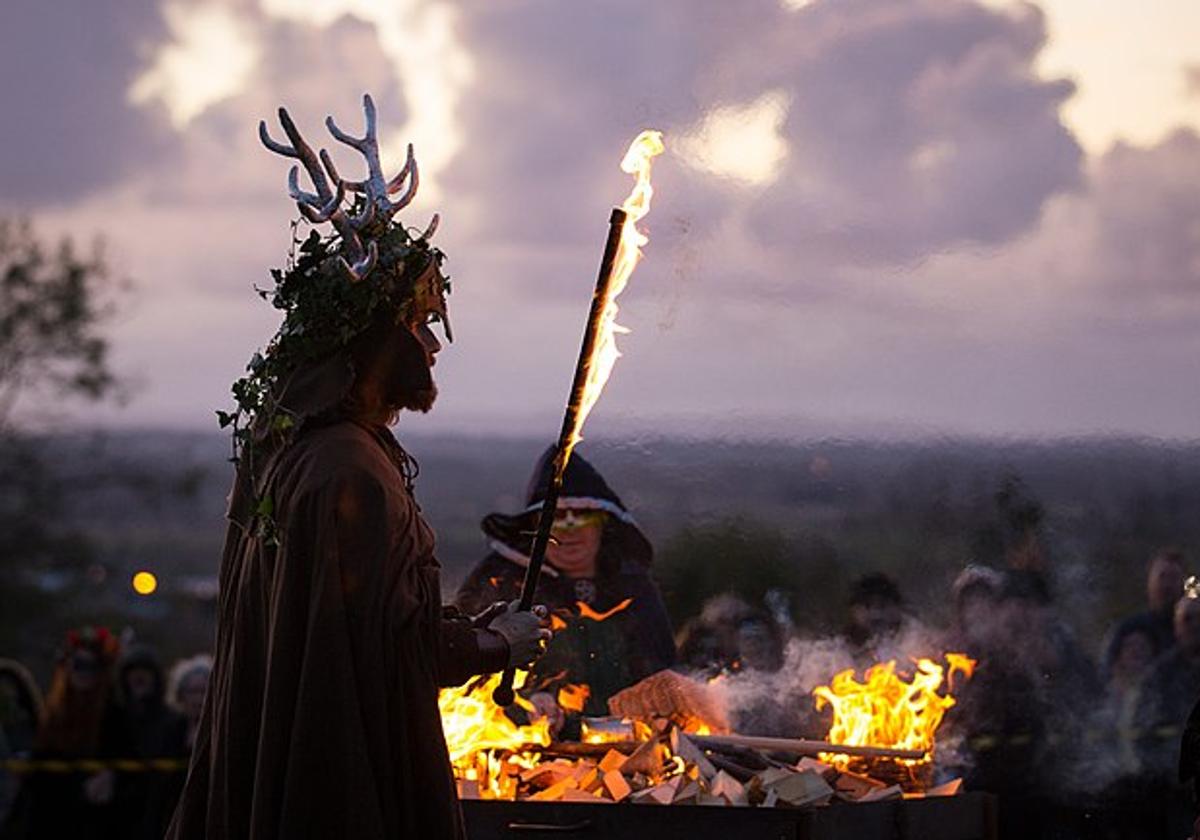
[492, 130, 665, 706]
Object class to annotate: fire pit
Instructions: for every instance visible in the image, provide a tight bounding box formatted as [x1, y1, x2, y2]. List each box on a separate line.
[441, 653, 981, 838]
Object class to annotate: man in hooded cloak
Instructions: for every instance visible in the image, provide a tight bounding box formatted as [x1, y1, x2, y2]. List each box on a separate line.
[168, 96, 548, 840]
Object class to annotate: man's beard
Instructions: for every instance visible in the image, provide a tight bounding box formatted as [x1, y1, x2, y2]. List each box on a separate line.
[398, 382, 438, 415]
[383, 347, 438, 417]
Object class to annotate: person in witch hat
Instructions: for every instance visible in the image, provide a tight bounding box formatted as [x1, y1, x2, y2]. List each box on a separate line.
[456, 447, 676, 729]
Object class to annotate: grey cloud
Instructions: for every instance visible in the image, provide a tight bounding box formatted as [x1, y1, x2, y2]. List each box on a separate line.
[742, 0, 1082, 262]
[1059, 130, 1200, 310]
[0, 0, 173, 207]
[447, 0, 771, 249]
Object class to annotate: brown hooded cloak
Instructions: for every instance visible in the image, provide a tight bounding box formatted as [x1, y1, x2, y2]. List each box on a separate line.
[167, 419, 505, 840]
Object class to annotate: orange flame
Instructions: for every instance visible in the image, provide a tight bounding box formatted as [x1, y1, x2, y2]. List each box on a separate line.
[564, 130, 665, 457]
[557, 683, 591, 713]
[439, 671, 551, 798]
[577, 597, 633, 622]
[812, 653, 975, 769]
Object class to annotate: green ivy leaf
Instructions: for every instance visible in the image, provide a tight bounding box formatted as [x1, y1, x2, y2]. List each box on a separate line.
[255, 495, 274, 518]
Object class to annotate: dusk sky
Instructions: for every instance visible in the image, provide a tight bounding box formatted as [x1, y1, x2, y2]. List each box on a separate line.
[3, 0, 1199, 439]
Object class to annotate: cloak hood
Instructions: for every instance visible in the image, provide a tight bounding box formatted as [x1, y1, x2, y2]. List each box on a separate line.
[482, 446, 652, 575]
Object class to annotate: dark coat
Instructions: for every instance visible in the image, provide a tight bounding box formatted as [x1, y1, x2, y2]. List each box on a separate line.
[167, 421, 504, 840]
[100, 648, 188, 840]
[455, 447, 675, 716]
[1136, 647, 1200, 782]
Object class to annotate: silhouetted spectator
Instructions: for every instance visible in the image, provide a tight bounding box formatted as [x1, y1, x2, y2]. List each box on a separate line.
[1134, 593, 1200, 838]
[1105, 548, 1187, 672]
[1095, 621, 1165, 840]
[166, 655, 211, 753]
[946, 564, 1004, 655]
[841, 572, 931, 666]
[0, 659, 43, 838]
[27, 626, 120, 840]
[954, 570, 1099, 837]
[1106, 623, 1159, 767]
[99, 644, 187, 840]
[676, 595, 785, 675]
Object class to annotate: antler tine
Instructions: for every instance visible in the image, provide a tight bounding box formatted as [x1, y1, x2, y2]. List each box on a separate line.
[420, 213, 440, 241]
[387, 148, 420, 213]
[338, 240, 379, 283]
[269, 108, 336, 202]
[325, 94, 387, 204]
[292, 169, 346, 224]
[287, 165, 339, 208]
[320, 149, 375, 230]
[259, 120, 298, 159]
[385, 143, 415, 194]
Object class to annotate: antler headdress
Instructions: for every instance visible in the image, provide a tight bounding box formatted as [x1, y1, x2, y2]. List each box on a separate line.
[220, 94, 452, 538]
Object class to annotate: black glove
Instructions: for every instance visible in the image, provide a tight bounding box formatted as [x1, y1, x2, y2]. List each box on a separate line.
[486, 601, 551, 667]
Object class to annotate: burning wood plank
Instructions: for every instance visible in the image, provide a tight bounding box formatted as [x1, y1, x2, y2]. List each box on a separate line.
[709, 770, 748, 805]
[603, 769, 632, 802]
[670, 729, 717, 779]
[693, 733, 927, 762]
[756, 768, 835, 807]
[858, 784, 904, 803]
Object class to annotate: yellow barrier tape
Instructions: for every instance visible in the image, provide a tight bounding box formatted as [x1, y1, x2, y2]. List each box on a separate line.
[2, 758, 188, 774]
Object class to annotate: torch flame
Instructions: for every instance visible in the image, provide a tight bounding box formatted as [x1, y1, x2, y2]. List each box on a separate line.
[565, 129, 665, 457]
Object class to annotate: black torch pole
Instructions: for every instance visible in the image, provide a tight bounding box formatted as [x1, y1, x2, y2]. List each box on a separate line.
[492, 206, 629, 707]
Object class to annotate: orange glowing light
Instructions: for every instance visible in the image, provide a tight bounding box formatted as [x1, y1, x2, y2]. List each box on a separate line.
[550, 614, 568, 632]
[439, 670, 551, 799]
[577, 597, 633, 622]
[557, 683, 591, 713]
[564, 129, 665, 457]
[812, 653, 975, 769]
[132, 571, 158, 596]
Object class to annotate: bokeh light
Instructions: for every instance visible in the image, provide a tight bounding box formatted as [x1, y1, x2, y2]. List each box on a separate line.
[132, 571, 158, 596]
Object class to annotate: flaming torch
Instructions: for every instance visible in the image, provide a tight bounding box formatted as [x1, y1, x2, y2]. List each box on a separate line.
[492, 130, 665, 706]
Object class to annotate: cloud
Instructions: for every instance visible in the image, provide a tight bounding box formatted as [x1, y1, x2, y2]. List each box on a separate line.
[740, 0, 1082, 263]
[258, 0, 474, 203]
[676, 90, 790, 186]
[0, 0, 173, 206]
[129, 2, 260, 128]
[8, 0, 1200, 438]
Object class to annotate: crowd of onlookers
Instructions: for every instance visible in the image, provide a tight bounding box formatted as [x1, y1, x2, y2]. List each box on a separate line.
[0, 632, 210, 840]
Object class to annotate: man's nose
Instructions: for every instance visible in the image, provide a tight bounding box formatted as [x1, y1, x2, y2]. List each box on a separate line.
[419, 323, 442, 355]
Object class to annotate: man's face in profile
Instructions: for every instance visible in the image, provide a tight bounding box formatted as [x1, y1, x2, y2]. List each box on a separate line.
[380, 320, 442, 416]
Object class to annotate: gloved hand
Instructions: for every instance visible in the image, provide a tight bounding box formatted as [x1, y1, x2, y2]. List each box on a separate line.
[472, 601, 508, 628]
[486, 601, 551, 667]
